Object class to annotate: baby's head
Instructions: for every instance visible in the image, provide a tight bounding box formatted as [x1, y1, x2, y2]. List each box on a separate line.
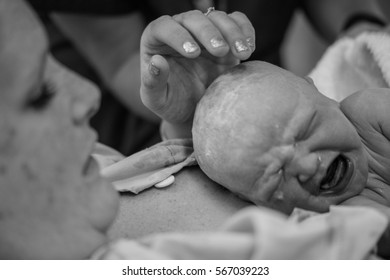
[193, 61, 368, 214]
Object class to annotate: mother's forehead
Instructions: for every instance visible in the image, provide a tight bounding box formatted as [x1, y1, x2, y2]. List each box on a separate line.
[0, 0, 47, 100]
[0, 0, 47, 51]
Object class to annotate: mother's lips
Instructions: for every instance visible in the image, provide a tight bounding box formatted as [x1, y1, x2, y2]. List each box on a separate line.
[83, 155, 95, 175]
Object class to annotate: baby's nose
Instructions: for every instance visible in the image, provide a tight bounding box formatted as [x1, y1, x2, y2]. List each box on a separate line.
[284, 151, 321, 183]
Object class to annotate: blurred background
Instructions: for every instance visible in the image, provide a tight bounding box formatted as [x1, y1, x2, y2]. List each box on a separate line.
[283, 0, 390, 76]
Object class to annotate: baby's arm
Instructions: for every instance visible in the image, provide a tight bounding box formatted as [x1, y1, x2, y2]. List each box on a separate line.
[340, 88, 390, 258]
[340, 88, 390, 205]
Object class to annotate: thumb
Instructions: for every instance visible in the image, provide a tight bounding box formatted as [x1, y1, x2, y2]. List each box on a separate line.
[140, 54, 170, 115]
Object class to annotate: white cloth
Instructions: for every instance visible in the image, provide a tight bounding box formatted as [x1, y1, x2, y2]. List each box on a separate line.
[92, 139, 196, 194]
[309, 32, 390, 101]
[92, 206, 387, 260]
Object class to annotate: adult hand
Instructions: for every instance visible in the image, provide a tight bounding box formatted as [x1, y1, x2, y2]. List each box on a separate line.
[140, 10, 255, 137]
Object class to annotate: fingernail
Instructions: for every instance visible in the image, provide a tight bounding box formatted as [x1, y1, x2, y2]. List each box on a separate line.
[183, 41, 198, 53]
[149, 62, 160, 76]
[234, 40, 249, 52]
[210, 37, 226, 48]
[246, 37, 255, 51]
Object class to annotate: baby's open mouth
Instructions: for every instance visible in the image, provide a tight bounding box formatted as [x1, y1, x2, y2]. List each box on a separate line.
[319, 155, 353, 194]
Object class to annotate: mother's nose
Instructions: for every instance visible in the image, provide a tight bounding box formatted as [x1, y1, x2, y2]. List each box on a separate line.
[71, 78, 100, 125]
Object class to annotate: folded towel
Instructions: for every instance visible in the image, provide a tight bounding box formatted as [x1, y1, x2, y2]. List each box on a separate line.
[93, 139, 196, 194]
[309, 32, 390, 102]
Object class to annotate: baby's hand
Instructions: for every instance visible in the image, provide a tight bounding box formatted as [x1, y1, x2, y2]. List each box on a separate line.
[340, 89, 390, 258]
[140, 10, 255, 138]
[341, 89, 390, 205]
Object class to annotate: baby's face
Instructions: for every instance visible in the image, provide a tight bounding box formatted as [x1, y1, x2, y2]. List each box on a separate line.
[193, 61, 368, 214]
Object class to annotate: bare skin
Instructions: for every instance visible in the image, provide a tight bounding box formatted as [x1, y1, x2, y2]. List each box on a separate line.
[140, 10, 256, 138]
[193, 61, 367, 214]
[192, 61, 390, 257]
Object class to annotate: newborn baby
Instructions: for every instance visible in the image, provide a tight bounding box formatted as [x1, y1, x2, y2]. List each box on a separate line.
[193, 61, 390, 216]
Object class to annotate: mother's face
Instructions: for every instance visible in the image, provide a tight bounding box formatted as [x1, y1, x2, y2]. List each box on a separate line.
[0, 0, 118, 259]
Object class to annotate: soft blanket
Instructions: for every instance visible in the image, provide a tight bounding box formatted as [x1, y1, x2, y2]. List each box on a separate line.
[309, 31, 390, 101]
